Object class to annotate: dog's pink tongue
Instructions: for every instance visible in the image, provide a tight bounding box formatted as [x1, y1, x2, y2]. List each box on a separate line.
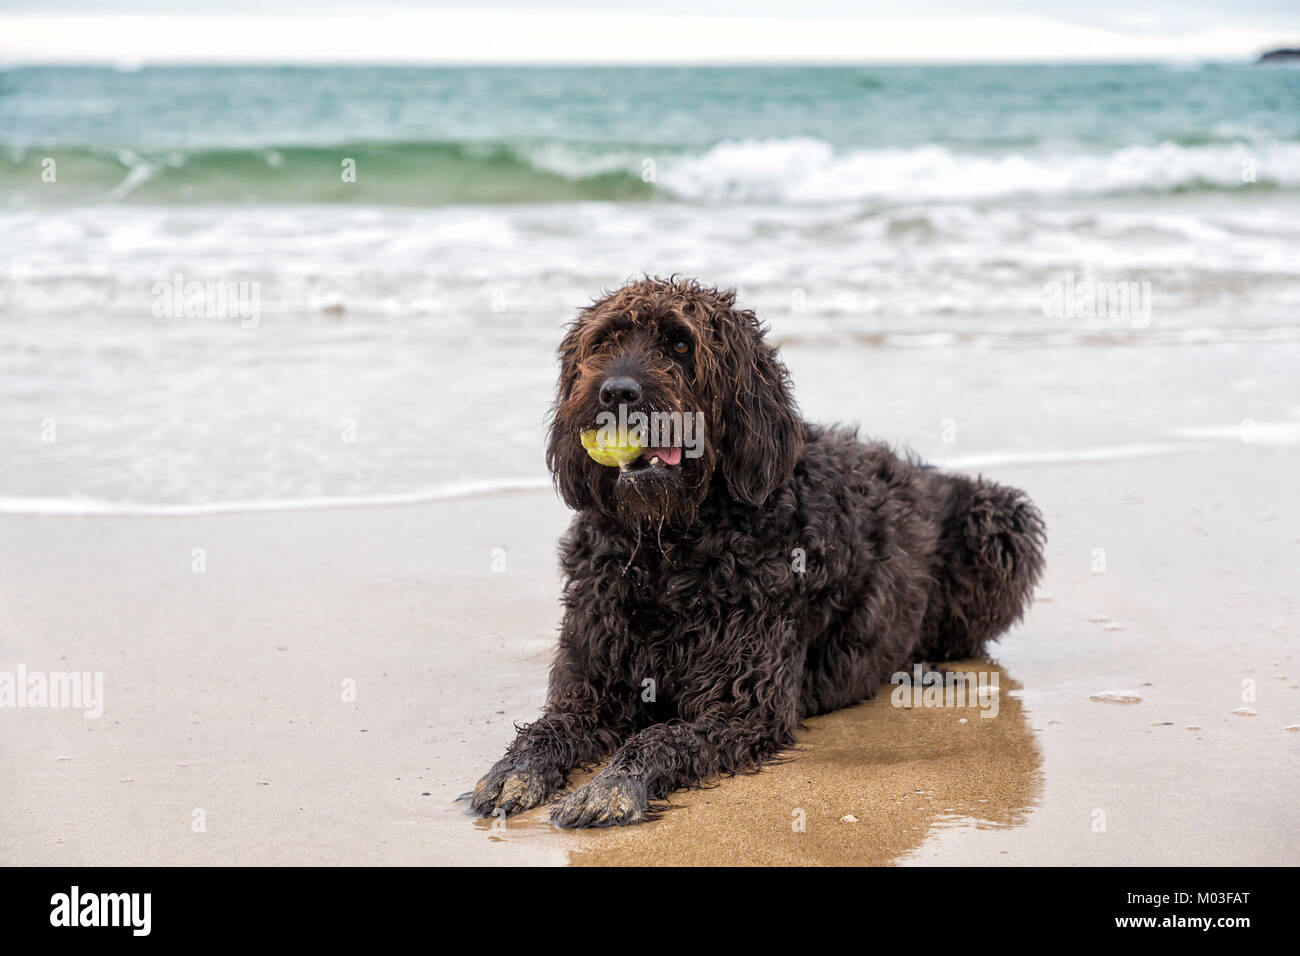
[644, 446, 683, 466]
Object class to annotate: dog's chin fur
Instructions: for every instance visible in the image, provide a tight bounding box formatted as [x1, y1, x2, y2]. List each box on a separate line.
[473, 275, 1047, 830]
[552, 446, 709, 530]
[612, 469, 695, 528]
[605, 448, 718, 529]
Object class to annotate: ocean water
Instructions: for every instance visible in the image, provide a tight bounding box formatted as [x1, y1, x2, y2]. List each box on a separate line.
[1, 64, 1298, 511]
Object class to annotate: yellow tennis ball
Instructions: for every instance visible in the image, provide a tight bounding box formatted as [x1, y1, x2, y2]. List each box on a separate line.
[580, 428, 643, 467]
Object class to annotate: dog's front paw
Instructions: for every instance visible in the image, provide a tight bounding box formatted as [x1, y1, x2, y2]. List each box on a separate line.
[469, 761, 551, 817]
[549, 773, 649, 828]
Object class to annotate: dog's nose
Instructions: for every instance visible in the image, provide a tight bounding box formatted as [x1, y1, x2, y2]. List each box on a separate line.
[599, 376, 642, 408]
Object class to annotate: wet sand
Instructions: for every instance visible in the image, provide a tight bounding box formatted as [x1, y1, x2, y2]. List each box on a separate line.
[1, 444, 1297, 865]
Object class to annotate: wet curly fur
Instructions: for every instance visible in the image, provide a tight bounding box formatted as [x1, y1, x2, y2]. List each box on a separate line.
[469, 276, 1046, 828]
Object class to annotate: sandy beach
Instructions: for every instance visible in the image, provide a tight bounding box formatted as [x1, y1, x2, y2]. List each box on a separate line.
[3, 442, 1296, 866]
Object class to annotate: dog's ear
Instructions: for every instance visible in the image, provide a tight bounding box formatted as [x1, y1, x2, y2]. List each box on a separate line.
[547, 427, 595, 512]
[713, 305, 804, 506]
[546, 319, 597, 511]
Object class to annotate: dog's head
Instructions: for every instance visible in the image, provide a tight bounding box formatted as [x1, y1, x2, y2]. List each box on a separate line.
[547, 276, 803, 527]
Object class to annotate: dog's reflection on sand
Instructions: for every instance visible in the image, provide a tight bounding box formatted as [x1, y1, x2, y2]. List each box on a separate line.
[477, 660, 1040, 865]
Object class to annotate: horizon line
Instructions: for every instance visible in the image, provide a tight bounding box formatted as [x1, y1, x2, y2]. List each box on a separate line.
[0, 56, 1282, 68]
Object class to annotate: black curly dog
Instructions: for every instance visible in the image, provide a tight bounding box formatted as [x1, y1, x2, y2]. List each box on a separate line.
[470, 277, 1045, 828]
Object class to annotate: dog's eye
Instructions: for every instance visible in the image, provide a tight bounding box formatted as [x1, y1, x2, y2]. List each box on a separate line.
[673, 340, 691, 356]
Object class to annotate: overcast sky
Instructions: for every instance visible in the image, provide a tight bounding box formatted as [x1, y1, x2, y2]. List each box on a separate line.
[2, 2, 1295, 64]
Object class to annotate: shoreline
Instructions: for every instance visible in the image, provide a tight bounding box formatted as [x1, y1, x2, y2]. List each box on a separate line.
[0, 432, 1285, 518]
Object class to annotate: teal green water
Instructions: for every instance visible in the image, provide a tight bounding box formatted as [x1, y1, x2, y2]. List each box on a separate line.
[2, 63, 1298, 203]
[3, 63, 1299, 510]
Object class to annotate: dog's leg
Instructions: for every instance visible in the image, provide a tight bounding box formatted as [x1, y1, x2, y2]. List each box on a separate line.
[548, 646, 800, 831]
[469, 705, 621, 817]
[548, 620, 805, 828]
[548, 621, 803, 828]
[469, 641, 632, 818]
[548, 712, 795, 828]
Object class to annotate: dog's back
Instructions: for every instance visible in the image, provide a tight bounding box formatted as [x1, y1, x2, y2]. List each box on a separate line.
[791, 425, 1045, 715]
